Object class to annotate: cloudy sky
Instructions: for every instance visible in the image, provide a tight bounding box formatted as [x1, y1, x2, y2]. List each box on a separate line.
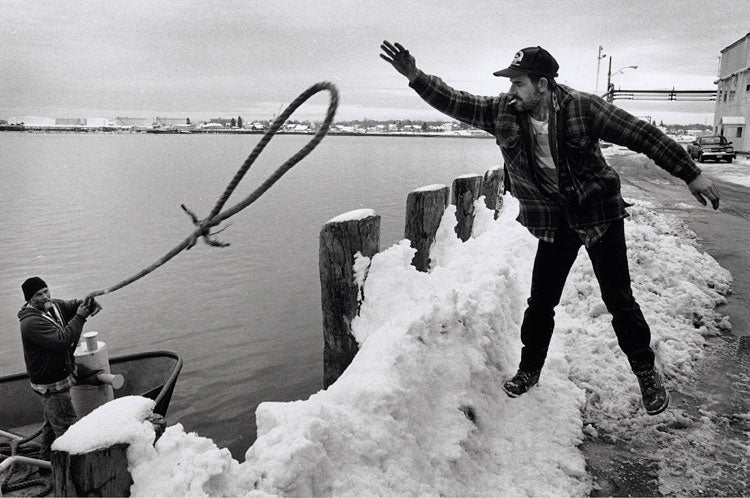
[1, 0, 747, 124]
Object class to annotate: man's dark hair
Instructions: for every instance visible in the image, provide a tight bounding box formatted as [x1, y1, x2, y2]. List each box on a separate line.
[529, 74, 557, 90]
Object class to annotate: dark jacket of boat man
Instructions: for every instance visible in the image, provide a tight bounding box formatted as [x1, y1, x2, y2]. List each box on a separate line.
[17, 276, 101, 460]
[380, 41, 721, 416]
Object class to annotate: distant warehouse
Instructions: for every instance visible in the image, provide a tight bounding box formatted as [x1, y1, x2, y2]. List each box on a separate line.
[715, 32, 750, 153]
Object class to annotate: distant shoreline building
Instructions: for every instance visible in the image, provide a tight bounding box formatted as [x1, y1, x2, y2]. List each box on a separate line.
[715, 32, 749, 153]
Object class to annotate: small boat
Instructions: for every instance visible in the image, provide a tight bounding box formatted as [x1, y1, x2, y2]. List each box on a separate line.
[0, 351, 182, 495]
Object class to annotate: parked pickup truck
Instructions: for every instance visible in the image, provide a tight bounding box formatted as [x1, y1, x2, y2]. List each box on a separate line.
[687, 135, 736, 163]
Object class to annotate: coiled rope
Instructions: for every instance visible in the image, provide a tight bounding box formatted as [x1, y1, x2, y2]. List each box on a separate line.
[85, 82, 338, 300]
[1, 428, 49, 494]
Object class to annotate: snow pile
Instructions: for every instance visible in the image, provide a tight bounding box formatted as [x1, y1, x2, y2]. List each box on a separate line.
[60, 195, 731, 497]
[552, 200, 731, 437]
[53, 396, 156, 454]
[130, 424, 258, 497]
[239, 201, 588, 497]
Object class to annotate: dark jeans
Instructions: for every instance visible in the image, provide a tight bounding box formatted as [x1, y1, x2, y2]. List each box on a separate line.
[39, 389, 77, 460]
[519, 219, 655, 372]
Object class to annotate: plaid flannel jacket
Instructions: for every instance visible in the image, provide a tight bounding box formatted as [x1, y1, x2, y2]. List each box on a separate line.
[409, 71, 702, 245]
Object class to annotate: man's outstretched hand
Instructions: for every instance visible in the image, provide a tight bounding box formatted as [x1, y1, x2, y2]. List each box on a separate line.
[688, 173, 720, 210]
[380, 41, 418, 81]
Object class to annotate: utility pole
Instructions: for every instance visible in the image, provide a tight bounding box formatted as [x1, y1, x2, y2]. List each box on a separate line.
[607, 60, 638, 103]
[595, 45, 606, 95]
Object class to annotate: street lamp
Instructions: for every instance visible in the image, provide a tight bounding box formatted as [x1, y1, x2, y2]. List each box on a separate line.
[611, 65, 639, 78]
[595, 45, 607, 95]
[605, 57, 638, 102]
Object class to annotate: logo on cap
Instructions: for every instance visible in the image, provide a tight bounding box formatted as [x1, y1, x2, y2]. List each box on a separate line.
[511, 51, 524, 66]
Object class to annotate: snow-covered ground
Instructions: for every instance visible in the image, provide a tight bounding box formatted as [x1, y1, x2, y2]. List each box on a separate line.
[55, 172, 743, 496]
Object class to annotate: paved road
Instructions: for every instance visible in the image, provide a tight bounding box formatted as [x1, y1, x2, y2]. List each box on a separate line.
[614, 152, 750, 338]
[584, 152, 750, 497]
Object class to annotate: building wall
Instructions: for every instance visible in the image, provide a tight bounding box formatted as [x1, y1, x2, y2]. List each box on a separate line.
[86, 118, 111, 128]
[715, 32, 750, 153]
[56, 118, 84, 126]
[115, 117, 152, 128]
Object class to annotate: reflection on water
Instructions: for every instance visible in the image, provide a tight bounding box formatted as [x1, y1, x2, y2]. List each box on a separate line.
[0, 132, 499, 458]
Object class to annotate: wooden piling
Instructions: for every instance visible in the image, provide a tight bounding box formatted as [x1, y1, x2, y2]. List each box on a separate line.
[51, 414, 165, 497]
[451, 174, 483, 242]
[405, 184, 450, 272]
[320, 210, 380, 388]
[482, 167, 504, 218]
[52, 444, 132, 497]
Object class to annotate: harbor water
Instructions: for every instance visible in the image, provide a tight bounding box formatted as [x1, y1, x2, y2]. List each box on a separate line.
[0, 132, 499, 459]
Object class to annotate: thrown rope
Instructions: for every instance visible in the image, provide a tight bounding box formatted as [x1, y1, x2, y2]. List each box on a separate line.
[85, 82, 339, 300]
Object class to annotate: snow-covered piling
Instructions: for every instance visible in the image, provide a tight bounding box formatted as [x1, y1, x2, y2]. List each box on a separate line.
[321, 168, 504, 384]
[405, 184, 450, 271]
[451, 173, 483, 241]
[51, 397, 166, 497]
[482, 166, 505, 218]
[319, 209, 381, 388]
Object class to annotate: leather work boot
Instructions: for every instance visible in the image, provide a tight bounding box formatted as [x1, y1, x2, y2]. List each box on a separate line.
[634, 366, 670, 415]
[503, 369, 541, 398]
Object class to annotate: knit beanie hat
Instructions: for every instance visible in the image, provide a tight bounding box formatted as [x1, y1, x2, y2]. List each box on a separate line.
[22, 276, 48, 302]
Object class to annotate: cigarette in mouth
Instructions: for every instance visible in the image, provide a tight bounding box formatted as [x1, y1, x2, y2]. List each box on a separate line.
[509, 98, 517, 105]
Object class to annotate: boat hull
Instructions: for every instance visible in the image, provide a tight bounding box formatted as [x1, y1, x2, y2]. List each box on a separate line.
[0, 351, 182, 438]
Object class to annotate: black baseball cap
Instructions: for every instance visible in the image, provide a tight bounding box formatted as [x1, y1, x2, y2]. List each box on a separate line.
[493, 46, 559, 78]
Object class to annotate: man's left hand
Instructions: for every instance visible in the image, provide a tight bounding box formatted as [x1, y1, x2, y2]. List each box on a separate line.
[84, 297, 103, 317]
[688, 173, 720, 210]
[380, 41, 418, 81]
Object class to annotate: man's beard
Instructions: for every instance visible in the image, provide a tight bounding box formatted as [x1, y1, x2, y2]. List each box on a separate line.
[516, 90, 543, 112]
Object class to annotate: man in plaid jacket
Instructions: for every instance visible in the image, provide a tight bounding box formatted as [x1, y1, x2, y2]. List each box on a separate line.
[380, 41, 720, 416]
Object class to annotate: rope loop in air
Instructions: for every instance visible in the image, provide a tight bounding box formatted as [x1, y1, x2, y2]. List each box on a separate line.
[86, 81, 339, 299]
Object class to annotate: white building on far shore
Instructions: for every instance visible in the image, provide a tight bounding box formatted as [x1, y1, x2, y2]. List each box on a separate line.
[85, 118, 114, 128]
[8, 116, 55, 127]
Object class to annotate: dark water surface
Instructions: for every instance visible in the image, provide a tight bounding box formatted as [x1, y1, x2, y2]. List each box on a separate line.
[0, 132, 499, 458]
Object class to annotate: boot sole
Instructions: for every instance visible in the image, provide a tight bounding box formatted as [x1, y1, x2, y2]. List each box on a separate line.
[645, 390, 670, 415]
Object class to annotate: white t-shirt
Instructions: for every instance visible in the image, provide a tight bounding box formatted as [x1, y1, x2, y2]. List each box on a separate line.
[529, 115, 558, 194]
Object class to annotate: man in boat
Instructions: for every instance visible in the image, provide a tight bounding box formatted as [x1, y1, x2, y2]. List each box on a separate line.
[380, 42, 720, 416]
[17, 277, 101, 461]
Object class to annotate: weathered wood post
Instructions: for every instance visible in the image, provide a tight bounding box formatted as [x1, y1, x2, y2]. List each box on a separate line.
[451, 174, 483, 242]
[405, 184, 450, 272]
[51, 414, 166, 497]
[482, 166, 504, 218]
[52, 444, 132, 497]
[320, 209, 380, 388]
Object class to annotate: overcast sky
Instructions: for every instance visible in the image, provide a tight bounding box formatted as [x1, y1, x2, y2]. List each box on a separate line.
[1, 0, 747, 124]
